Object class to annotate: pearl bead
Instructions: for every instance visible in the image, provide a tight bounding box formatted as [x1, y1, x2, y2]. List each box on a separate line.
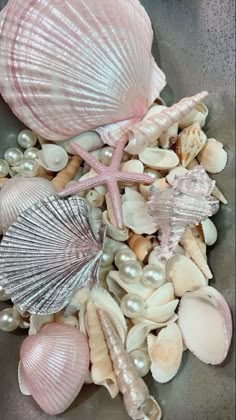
[100, 250, 114, 267]
[17, 129, 37, 149]
[142, 264, 165, 289]
[144, 168, 161, 181]
[100, 147, 114, 166]
[119, 260, 143, 284]
[24, 147, 39, 160]
[19, 159, 39, 177]
[0, 286, 10, 301]
[0, 308, 21, 332]
[4, 148, 23, 166]
[130, 349, 151, 377]
[120, 294, 145, 318]
[0, 159, 9, 178]
[115, 248, 137, 269]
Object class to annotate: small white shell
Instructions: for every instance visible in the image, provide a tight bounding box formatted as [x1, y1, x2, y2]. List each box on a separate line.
[145, 300, 179, 324]
[145, 283, 175, 307]
[139, 147, 179, 170]
[166, 254, 208, 297]
[201, 218, 218, 246]
[166, 167, 188, 186]
[38, 144, 69, 171]
[121, 159, 144, 175]
[86, 189, 104, 208]
[56, 131, 103, 154]
[139, 177, 170, 200]
[179, 102, 208, 129]
[103, 211, 129, 241]
[122, 200, 157, 235]
[197, 138, 227, 174]
[159, 122, 178, 149]
[147, 323, 183, 383]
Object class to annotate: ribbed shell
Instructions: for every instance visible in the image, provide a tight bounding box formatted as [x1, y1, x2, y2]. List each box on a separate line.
[0, 0, 165, 140]
[0, 196, 105, 314]
[0, 176, 56, 234]
[20, 323, 89, 415]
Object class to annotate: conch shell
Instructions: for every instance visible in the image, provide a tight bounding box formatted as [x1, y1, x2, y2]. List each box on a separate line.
[176, 122, 207, 167]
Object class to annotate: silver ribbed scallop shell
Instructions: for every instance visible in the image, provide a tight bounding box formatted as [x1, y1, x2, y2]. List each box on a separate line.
[0, 196, 105, 315]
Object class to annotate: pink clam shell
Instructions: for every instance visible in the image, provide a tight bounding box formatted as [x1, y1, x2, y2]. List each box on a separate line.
[20, 322, 89, 415]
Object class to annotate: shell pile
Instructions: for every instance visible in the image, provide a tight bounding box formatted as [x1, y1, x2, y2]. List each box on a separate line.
[0, 0, 232, 419]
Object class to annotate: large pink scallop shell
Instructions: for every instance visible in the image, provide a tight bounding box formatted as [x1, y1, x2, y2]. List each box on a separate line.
[20, 322, 89, 415]
[0, 0, 166, 141]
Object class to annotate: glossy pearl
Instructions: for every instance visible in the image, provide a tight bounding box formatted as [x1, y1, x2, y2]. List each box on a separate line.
[0, 286, 10, 302]
[24, 147, 39, 160]
[100, 250, 114, 267]
[130, 349, 151, 377]
[119, 260, 143, 284]
[142, 264, 165, 289]
[115, 248, 137, 269]
[0, 308, 21, 332]
[19, 159, 39, 177]
[17, 129, 37, 149]
[120, 294, 145, 318]
[100, 147, 114, 166]
[144, 168, 161, 181]
[4, 148, 23, 166]
[0, 159, 9, 178]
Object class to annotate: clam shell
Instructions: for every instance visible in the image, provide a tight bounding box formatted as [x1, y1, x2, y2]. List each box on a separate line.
[179, 102, 208, 129]
[147, 323, 183, 383]
[176, 122, 207, 168]
[0, 0, 165, 140]
[0, 176, 56, 234]
[0, 196, 105, 314]
[197, 138, 228, 173]
[178, 286, 232, 365]
[200, 218, 218, 246]
[139, 147, 179, 170]
[145, 300, 179, 323]
[145, 283, 175, 307]
[38, 144, 69, 172]
[122, 200, 157, 234]
[166, 255, 208, 297]
[20, 323, 89, 415]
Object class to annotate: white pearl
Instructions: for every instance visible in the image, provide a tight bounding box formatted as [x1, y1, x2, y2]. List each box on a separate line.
[0, 308, 21, 332]
[17, 129, 37, 149]
[4, 148, 23, 166]
[142, 264, 165, 289]
[0, 159, 9, 178]
[24, 147, 39, 160]
[19, 159, 39, 177]
[0, 286, 10, 301]
[130, 349, 151, 377]
[100, 147, 114, 166]
[115, 248, 137, 269]
[119, 260, 143, 284]
[100, 250, 114, 267]
[120, 294, 145, 318]
[144, 168, 161, 181]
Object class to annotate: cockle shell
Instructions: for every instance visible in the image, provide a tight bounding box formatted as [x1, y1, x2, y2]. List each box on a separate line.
[176, 122, 207, 167]
[0, 176, 56, 234]
[197, 138, 228, 173]
[139, 148, 179, 170]
[200, 218, 218, 246]
[19, 323, 89, 415]
[86, 301, 119, 398]
[0, 196, 105, 314]
[0, 0, 165, 141]
[178, 287, 232, 365]
[98, 309, 162, 420]
[179, 102, 208, 129]
[145, 283, 175, 307]
[38, 144, 69, 172]
[166, 254, 208, 297]
[147, 323, 183, 383]
[145, 300, 179, 324]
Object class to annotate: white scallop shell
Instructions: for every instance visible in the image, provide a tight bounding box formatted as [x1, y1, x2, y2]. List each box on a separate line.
[38, 144, 69, 172]
[139, 147, 179, 170]
[147, 323, 183, 383]
[197, 138, 228, 174]
[166, 255, 208, 297]
[201, 218, 218, 246]
[179, 102, 208, 129]
[0, 176, 56, 234]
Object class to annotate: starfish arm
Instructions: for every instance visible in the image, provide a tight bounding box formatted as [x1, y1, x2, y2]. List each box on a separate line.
[58, 174, 105, 197]
[116, 171, 153, 184]
[110, 138, 127, 171]
[70, 142, 105, 173]
[107, 181, 124, 230]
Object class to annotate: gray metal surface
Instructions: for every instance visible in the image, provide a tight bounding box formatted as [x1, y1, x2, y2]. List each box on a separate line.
[0, 1, 235, 419]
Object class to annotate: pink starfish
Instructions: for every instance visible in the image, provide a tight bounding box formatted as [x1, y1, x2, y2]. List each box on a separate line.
[59, 139, 153, 229]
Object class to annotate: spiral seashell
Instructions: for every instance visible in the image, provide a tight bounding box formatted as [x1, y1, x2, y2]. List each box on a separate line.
[38, 144, 69, 172]
[212, 185, 228, 205]
[197, 138, 228, 173]
[0, 0, 165, 140]
[179, 102, 208, 129]
[176, 122, 207, 167]
[159, 122, 178, 149]
[98, 309, 162, 420]
[147, 323, 183, 383]
[139, 147, 179, 170]
[0, 176, 56, 234]
[52, 156, 82, 191]
[86, 301, 119, 398]
[0, 196, 105, 314]
[20, 322, 89, 415]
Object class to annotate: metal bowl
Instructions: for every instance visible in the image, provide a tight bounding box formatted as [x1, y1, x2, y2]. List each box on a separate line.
[0, 1, 235, 419]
